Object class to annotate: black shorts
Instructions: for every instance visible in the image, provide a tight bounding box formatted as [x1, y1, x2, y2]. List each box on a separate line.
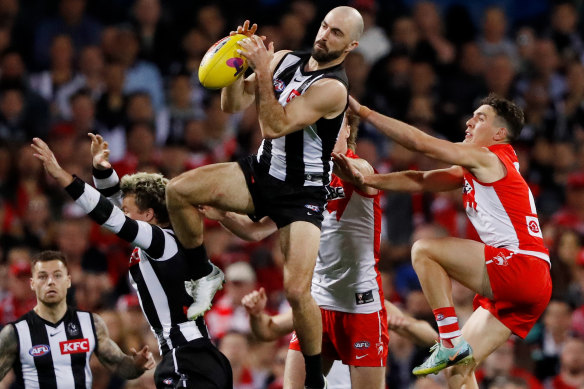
[237, 155, 328, 229]
[154, 339, 232, 389]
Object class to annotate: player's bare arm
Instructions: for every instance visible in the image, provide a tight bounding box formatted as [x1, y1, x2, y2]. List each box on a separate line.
[221, 19, 287, 113]
[238, 36, 346, 139]
[334, 153, 464, 192]
[200, 206, 277, 242]
[332, 156, 377, 195]
[0, 325, 16, 381]
[93, 314, 155, 379]
[242, 288, 293, 341]
[350, 97, 505, 181]
[31, 138, 74, 187]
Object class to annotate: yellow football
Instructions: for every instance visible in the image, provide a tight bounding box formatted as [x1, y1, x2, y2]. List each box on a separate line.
[198, 34, 249, 89]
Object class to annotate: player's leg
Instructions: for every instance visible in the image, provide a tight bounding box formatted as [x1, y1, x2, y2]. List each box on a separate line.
[445, 307, 511, 389]
[411, 237, 489, 376]
[280, 221, 324, 388]
[349, 366, 385, 389]
[283, 349, 305, 389]
[166, 162, 255, 319]
[166, 161, 255, 215]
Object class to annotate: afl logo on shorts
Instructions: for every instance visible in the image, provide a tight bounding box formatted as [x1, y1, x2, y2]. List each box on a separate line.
[29, 344, 50, 357]
[354, 341, 370, 349]
[273, 79, 285, 92]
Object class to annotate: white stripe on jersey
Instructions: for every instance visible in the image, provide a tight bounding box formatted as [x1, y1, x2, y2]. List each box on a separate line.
[46, 323, 76, 389]
[177, 321, 204, 343]
[93, 170, 119, 190]
[78, 312, 95, 389]
[470, 180, 519, 249]
[14, 321, 39, 389]
[138, 252, 174, 350]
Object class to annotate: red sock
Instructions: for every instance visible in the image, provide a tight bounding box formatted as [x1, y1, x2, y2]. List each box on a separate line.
[433, 307, 461, 348]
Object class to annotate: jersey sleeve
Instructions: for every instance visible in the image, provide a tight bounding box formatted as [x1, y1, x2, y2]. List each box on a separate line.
[65, 176, 178, 260]
[92, 167, 123, 207]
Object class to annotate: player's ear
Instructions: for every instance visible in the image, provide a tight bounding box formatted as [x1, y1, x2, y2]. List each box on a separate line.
[494, 127, 508, 142]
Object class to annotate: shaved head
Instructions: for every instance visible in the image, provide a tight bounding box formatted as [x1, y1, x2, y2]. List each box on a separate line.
[327, 6, 364, 41]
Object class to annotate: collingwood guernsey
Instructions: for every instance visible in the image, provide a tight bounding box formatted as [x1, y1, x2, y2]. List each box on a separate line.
[63, 168, 209, 355]
[257, 51, 348, 187]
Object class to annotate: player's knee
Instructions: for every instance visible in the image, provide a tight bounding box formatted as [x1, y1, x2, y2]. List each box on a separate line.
[411, 239, 432, 267]
[284, 284, 311, 307]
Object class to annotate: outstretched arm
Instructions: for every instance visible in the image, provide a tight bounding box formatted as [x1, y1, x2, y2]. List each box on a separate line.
[0, 325, 17, 381]
[93, 314, 155, 379]
[385, 301, 438, 347]
[350, 97, 499, 174]
[199, 206, 277, 242]
[243, 288, 293, 341]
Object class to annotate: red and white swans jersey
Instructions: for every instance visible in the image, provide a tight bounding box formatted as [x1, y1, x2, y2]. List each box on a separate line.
[311, 150, 384, 314]
[462, 144, 549, 264]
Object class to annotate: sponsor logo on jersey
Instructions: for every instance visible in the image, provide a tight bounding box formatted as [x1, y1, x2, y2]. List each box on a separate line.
[354, 341, 370, 349]
[286, 89, 300, 103]
[462, 178, 477, 211]
[29, 344, 50, 357]
[129, 248, 141, 267]
[325, 185, 345, 201]
[273, 79, 285, 92]
[60, 339, 90, 355]
[526, 216, 543, 238]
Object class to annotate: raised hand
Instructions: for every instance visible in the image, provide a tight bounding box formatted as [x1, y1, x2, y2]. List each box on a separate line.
[241, 287, 267, 316]
[130, 345, 155, 371]
[88, 133, 111, 170]
[231, 20, 258, 37]
[31, 138, 74, 187]
[237, 35, 274, 71]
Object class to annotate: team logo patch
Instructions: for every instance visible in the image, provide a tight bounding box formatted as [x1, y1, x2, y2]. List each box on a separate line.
[376, 341, 385, 355]
[163, 378, 174, 385]
[436, 314, 444, 321]
[129, 248, 141, 267]
[492, 252, 513, 266]
[273, 79, 285, 92]
[60, 339, 90, 355]
[354, 341, 370, 349]
[526, 216, 543, 238]
[29, 344, 50, 357]
[67, 322, 79, 336]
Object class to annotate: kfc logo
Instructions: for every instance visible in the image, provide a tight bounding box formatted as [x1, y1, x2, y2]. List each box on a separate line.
[60, 339, 90, 355]
[286, 89, 300, 103]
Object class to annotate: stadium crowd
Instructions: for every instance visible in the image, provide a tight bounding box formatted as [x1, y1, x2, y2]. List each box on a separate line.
[0, 0, 584, 388]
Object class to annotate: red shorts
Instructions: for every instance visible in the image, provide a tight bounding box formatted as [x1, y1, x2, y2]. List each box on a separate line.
[289, 307, 388, 367]
[473, 246, 552, 338]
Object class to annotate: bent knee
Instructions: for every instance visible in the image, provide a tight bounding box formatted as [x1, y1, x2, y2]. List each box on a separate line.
[411, 239, 434, 266]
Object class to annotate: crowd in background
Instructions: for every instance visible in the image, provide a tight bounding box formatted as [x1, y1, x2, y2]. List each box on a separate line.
[0, 0, 584, 388]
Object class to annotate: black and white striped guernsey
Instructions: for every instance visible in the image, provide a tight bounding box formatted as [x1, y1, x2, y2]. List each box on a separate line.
[64, 168, 209, 355]
[11, 307, 96, 389]
[257, 50, 349, 187]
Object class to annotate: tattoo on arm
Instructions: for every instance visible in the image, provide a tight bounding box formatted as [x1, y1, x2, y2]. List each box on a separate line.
[0, 325, 17, 381]
[93, 314, 144, 379]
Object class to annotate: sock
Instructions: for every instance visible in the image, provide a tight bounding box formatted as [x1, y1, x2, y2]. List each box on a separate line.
[303, 353, 324, 389]
[433, 307, 461, 348]
[184, 247, 214, 279]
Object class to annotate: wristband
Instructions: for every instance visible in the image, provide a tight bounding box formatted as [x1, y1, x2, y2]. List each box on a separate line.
[358, 105, 372, 119]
